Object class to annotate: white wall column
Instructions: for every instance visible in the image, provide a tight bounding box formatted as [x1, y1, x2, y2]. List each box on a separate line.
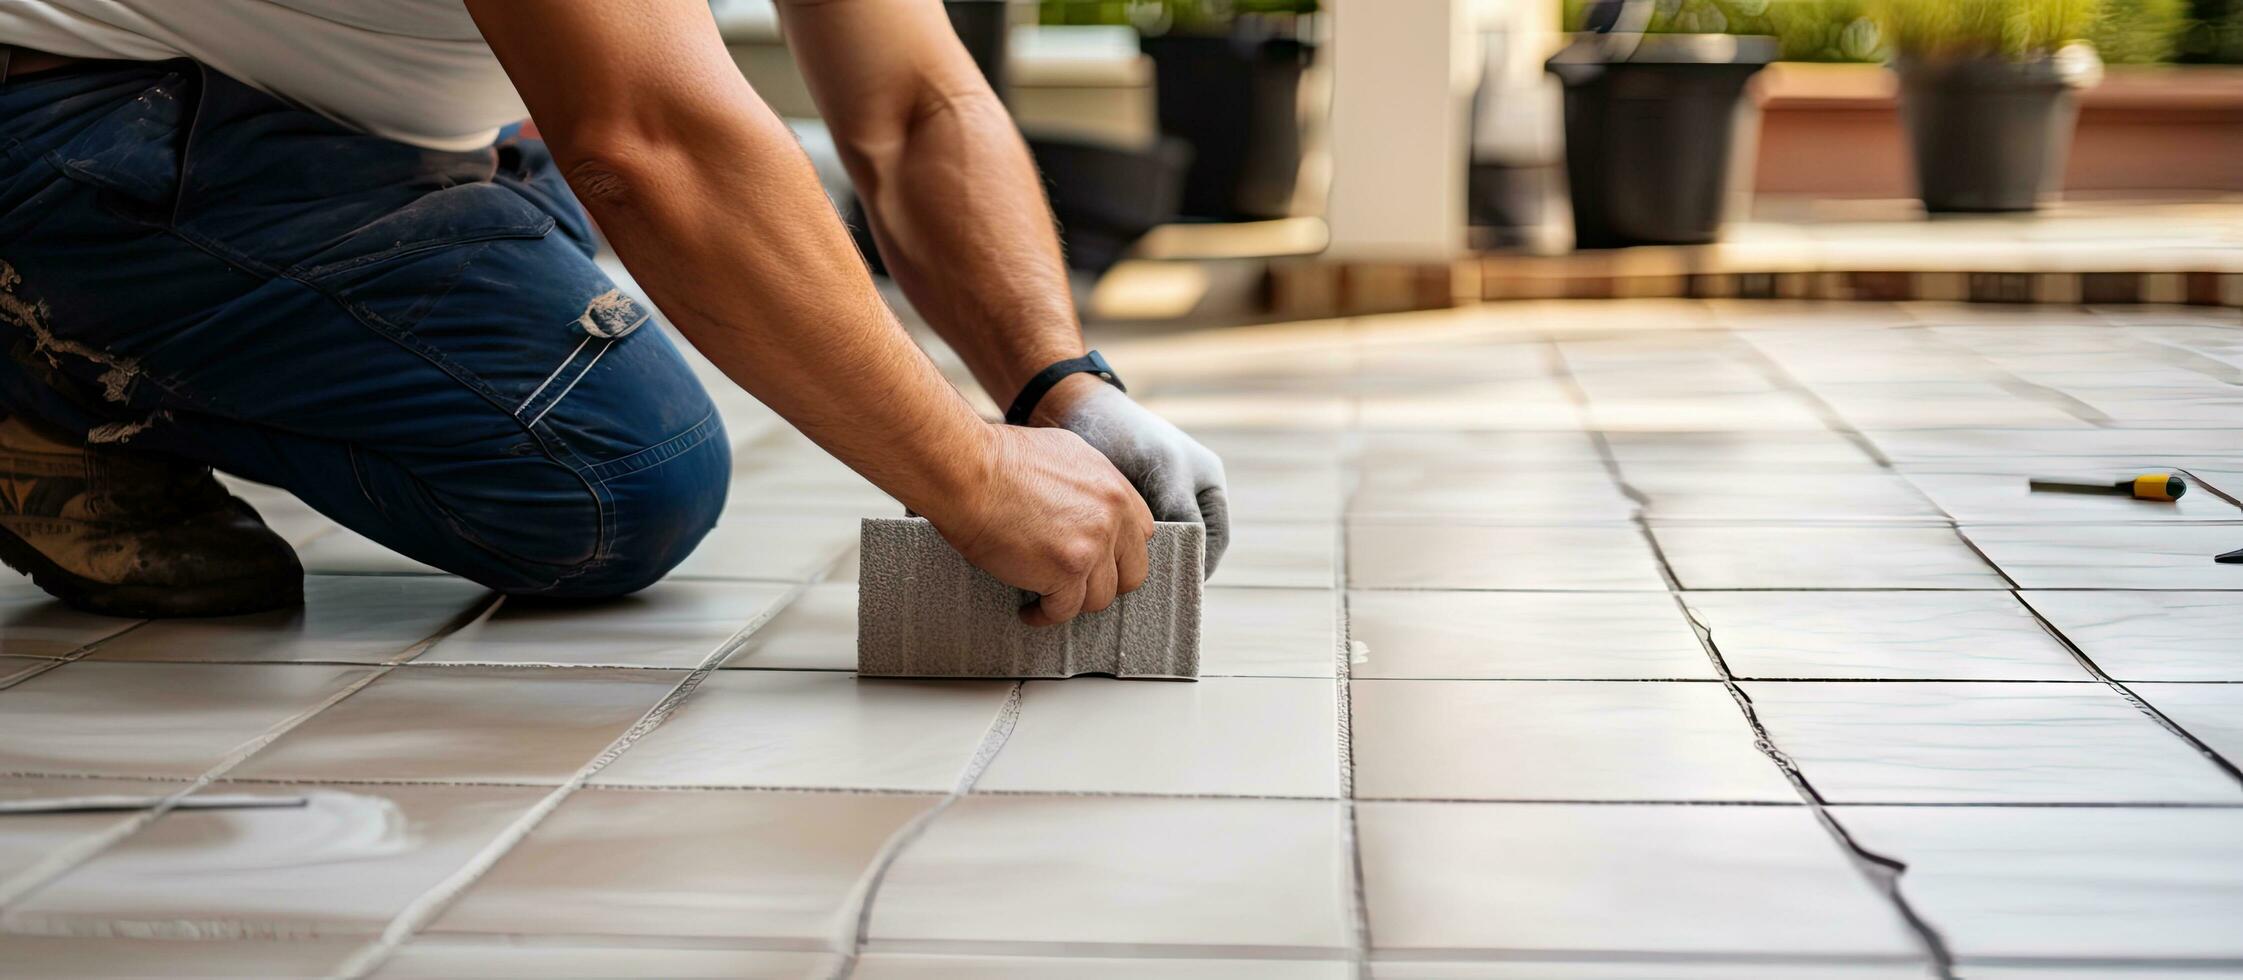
[1321, 0, 1473, 260]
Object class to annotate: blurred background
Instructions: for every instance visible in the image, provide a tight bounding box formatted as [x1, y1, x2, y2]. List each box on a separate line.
[709, 0, 2242, 322]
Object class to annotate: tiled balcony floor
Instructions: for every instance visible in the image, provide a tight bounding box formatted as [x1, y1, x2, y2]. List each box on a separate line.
[4, 299, 2242, 978]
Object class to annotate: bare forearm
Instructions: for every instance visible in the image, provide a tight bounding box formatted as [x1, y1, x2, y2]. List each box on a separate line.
[857, 88, 1086, 402]
[565, 113, 990, 518]
[467, 0, 1165, 620]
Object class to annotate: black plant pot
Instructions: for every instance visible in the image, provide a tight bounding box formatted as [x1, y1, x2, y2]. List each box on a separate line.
[851, 4, 1189, 277]
[1548, 34, 1775, 249]
[1141, 32, 1313, 221]
[943, 0, 1011, 103]
[1896, 59, 2077, 213]
[1026, 136, 1193, 272]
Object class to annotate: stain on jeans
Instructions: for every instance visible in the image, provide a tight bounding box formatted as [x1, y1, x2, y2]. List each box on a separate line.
[0, 260, 140, 402]
[575, 288, 648, 340]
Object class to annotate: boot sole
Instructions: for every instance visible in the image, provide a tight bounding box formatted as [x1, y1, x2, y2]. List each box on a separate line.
[0, 524, 303, 619]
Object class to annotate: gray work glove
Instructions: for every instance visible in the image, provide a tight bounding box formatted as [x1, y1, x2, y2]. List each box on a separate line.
[1043, 383, 1230, 578]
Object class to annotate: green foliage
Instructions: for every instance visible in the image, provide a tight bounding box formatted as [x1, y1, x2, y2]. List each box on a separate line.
[1558, 0, 1886, 61]
[2177, 0, 2243, 61]
[2089, 0, 2185, 61]
[1868, 0, 2099, 59]
[1759, 0, 1890, 59]
[1037, 0, 1315, 28]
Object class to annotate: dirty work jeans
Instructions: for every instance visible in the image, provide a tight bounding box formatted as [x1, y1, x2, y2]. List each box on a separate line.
[0, 61, 729, 596]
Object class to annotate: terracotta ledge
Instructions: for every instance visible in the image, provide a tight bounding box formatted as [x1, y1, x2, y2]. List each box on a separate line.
[1757, 62, 2243, 111]
[1265, 255, 2243, 319]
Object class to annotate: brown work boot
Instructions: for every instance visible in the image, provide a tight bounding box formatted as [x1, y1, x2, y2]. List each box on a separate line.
[0, 414, 302, 617]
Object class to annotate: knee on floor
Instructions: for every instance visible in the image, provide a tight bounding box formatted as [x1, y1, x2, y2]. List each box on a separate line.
[526, 431, 731, 599]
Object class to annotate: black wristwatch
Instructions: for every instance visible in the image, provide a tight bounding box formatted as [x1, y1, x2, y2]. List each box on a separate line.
[1005, 350, 1125, 426]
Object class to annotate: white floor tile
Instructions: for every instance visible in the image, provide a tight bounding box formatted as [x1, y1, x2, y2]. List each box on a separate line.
[1840, 806, 2243, 958]
[1349, 463, 1637, 521]
[0, 935, 365, 978]
[8, 783, 546, 936]
[977, 677, 1339, 797]
[1357, 802, 1921, 956]
[1349, 680, 1795, 801]
[667, 515, 857, 582]
[722, 581, 856, 671]
[0, 655, 53, 686]
[1222, 458, 1346, 522]
[88, 576, 492, 664]
[856, 954, 1353, 978]
[1603, 430, 1883, 468]
[415, 580, 788, 667]
[1350, 591, 1713, 679]
[1746, 682, 2243, 803]
[1348, 524, 1667, 591]
[293, 527, 447, 576]
[1625, 467, 1943, 521]
[0, 776, 176, 881]
[1371, 961, 1924, 978]
[867, 795, 1352, 950]
[1654, 525, 2008, 590]
[1963, 524, 2243, 589]
[0, 662, 372, 778]
[1220, 523, 1338, 588]
[589, 671, 1012, 790]
[1680, 591, 2087, 680]
[375, 942, 834, 979]
[2130, 683, 2243, 764]
[0, 587, 137, 658]
[232, 666, 677, 783]
[432, 788, 933, 941]
[1200, 588, 1337, 677]
[2023, 590, 2243, 680]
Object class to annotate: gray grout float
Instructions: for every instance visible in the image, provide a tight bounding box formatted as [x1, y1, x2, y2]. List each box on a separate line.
[855, 517, 1203, 679]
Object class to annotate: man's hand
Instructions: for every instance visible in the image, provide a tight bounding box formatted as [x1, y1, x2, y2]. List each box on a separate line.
[929, 425, 1154, 626]
[1034, 375, 1230, 577]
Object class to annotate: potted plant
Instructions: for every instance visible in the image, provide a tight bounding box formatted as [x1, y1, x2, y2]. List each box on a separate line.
[1548, 0, 1780, 248]
[1872, 0, 2105, 212]
[1040, 0, 1318, 221]
[851, 0, 1193, 274]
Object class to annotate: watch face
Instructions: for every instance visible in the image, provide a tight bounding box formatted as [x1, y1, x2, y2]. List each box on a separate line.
[1085, 351, 1123, 391]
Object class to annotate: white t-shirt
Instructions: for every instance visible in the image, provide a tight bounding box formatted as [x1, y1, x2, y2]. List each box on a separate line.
[0, 0, 526, 151]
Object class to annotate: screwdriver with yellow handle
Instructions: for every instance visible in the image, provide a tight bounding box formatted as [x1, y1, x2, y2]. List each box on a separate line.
[2027, 473, 2188, 501]
[2027, 473, 2243, 564]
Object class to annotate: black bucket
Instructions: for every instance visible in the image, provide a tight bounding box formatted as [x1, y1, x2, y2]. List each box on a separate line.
[1896, 58, 2077, 213]
[1548, 34, 1775, 249]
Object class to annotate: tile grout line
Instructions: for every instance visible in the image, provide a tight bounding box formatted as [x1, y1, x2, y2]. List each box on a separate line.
[2013, 592, 2243, 789]
[0, 617, 152, 692]
[829, 679, 1026, 979]
[315, 924, 2243, 972]
[1768, 317, 2243, 513]
[1729, 317, 2243, 529]
[1545, 334, 1960, 980]
[0, 589, 506, 914]
[1949, 526, 2024, 591]
[1331, 399, 1371, 980]
[1714, 322, 1900, 470]
[326, 552, 848, 980]
[1727, 320, 2021, 594]
[11, 770, 2234, 808]
[1677, 599, 1960, 980]
[0, 656, 1373, 679]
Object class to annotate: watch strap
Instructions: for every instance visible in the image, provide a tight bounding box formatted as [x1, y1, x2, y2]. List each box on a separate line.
[1004, 350, 1124, 426]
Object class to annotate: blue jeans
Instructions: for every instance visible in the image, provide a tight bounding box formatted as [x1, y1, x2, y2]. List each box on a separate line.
[0, 60, 729, 596]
